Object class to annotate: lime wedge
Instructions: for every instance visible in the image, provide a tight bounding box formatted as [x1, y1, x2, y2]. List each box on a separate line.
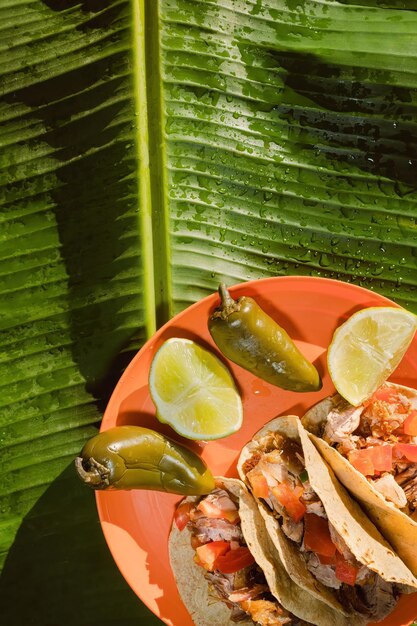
[327, 307, 417, 406]
[149, 338, 243, 440]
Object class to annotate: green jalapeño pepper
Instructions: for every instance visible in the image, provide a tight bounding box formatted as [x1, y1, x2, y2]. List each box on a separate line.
[208, 284, 322, 392]
[75, 425, 215, 495]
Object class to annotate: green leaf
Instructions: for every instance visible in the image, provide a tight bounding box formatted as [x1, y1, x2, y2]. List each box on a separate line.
[157, 0, 417, 312]
[0, 0, 159, 622]
[1, 0, 417, 624]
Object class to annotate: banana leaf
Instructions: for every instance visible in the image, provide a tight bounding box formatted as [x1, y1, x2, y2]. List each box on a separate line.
[1, 0, 417, 624]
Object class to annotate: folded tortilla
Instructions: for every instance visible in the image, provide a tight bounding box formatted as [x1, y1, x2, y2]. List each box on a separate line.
[237, 417, 417, 623]
[168, 477, 358, 626]
[302, 382, 417, 577]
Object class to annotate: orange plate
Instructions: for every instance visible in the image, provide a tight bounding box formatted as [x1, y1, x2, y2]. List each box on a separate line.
[96, 276, 417, 626]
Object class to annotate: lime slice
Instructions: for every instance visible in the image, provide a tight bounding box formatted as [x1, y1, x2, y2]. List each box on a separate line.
[149, 338, 243, 440]
[327, 307, 417, 406]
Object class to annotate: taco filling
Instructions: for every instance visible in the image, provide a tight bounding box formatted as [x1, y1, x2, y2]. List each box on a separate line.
[320, 384, 417, 518]
[174, 487, 308, 625]
[241, 430, 401, 621]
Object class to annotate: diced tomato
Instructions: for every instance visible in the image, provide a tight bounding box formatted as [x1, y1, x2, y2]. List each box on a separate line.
[348, 446, 393, 475]
[404, 411, 417, 436]
[395, 443, 417, 462]
[272, 483, 307, 523]
[335, 551, 358, 586]
[174, 502, 193, 531]
[369, 387, 399, 404]
[198, 498, 240, 524]
[368, 445, 393, 472]
[318, 553, 336, 565]
[347, 449, 375, 476]
[214, 546, 255, 574]
[250, 473, 269, 499]
[367, 386, 408, 414]
[304, 514, 336, 558]
[294, 485, 304, 499]
[195, 541, 230, 571]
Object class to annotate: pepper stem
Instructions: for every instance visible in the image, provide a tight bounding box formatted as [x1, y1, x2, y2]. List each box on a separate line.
[75, 456, 110, 489]
[210, 283, 241, 320]
[218, 283, 235, 308]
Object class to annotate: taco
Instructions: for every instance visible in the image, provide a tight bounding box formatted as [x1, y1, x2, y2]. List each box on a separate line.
[169, 477, 359, 626]
[237, 416, 417, 623]
[302, 381, 417, 577]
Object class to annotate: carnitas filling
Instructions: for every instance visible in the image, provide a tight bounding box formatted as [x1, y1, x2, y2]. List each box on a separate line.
[241, 432, 400, 622]
[320, 384, 417, 517]
[174, 487, 307, 625]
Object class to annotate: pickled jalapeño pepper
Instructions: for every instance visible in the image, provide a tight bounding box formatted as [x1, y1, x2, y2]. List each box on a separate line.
[75, 425, 215, 495]
[208, 284, 322, 392]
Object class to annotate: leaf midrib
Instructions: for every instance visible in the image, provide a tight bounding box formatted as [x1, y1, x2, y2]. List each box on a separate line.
[143, 0, 173, 327]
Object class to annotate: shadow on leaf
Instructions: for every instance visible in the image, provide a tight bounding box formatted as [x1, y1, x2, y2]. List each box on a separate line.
[0, 463, 163, 626]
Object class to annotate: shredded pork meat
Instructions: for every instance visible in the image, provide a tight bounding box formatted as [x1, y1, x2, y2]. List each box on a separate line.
[240, 598, 293, 625]
[363, 401, 406, 438]
[305, 553, 341, 589]
[323, 386, 417, 513]
[281, 517, 304, 542]
[304, 500, 326, 518]
[403, 479, 417, 510]
[338, 574, 399, 621]
[194, 516, 243, 543]
[373, 473, 407, 508]
[323, 399, 363, 446]
[396, 465, 417, 509]
[299, 482, 317, 502]
[228, 584, 270, 603]
[187, 488, 304, 625]
[242, 431, 400, 621]
[396, 465, 417, 486]
[242, 452, 263, 476]
[205, 571, 235, 605]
